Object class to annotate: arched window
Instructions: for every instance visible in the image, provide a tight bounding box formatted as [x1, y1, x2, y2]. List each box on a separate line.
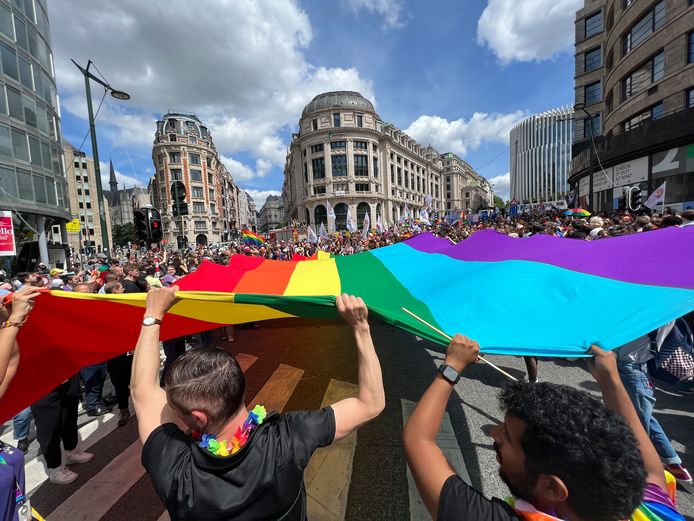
[334, 203, 348, 230]
[195, 234, 208, 246]
[356, 202, 370, 228]
[376, 203, 382, 223]
[314, 204, 327, 226]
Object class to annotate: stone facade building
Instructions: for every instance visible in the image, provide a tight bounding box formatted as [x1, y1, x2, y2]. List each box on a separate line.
[105, 160, 150, 228]
[149, 112, 241, 246]
[571, 0, 694, 211]
[258, 195, 284, 232]
[282, 91, 491, 231]
[441, 152, 494, 213]
[63, 142, 112, 254]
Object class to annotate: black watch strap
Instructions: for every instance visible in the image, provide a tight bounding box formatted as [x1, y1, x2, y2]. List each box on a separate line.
[438, 363, 461, 385]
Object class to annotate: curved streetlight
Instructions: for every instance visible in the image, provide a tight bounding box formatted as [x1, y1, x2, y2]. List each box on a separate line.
[71, 60, 131, 253]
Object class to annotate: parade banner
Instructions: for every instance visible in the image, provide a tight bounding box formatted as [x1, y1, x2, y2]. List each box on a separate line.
[0, 211, 16, 256]
[3, 228, 694, 421]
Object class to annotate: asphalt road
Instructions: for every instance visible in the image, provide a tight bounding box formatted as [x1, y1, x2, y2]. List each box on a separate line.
[3, 319, 693, 520]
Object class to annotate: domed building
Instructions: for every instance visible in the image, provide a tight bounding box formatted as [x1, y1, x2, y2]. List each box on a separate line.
[149, 113, 243, 247]
[283, 91, 492, 230]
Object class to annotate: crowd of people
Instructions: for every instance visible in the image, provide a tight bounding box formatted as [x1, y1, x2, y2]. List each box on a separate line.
[0, 206, 692, 520]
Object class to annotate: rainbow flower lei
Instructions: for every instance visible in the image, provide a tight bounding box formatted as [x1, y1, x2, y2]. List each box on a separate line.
[198, 405, 267, 457]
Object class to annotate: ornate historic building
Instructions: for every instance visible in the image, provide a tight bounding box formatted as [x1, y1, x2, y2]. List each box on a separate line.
[282, 91, 491, 231]
[258, 195, 284, 232]
[105, 160, 149, 228]
[149, 112, 241, 246]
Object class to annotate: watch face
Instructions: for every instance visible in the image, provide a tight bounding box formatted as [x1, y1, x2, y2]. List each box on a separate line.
[143, 317, 156, 326]
[441, 364, 459, 383]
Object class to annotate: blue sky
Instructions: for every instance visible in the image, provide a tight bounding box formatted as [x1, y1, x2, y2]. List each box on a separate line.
[49, 0, 582, 206]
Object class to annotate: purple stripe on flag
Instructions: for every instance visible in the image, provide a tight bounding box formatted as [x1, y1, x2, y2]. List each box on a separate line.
[405, 227, 694, 290]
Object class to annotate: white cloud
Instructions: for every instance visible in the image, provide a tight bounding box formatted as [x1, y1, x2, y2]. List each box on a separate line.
[99, 161, 143, 189]
[405, 111, 525, 156]
[341, 0, 407, 29]
[49, 0, 374, 185]
[219, 156, 257, 182]
[242, 189, 282, 209]
[488, 172, 510, 200]
[477, 0, 583, 64]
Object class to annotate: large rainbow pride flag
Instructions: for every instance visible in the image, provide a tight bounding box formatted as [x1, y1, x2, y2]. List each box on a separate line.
[3, 227, 694, 420]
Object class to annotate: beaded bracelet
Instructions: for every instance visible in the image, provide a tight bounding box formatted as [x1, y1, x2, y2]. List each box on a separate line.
[0, 319, 26, 329]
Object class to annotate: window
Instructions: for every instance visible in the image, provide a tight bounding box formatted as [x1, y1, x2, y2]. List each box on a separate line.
[584, 11, 603, 39]
[157, 153, 164, 165]
[354, 155, 368, 176]
[18, 55, 32, 90]
[313, 185, 326, 195]
[1, 44, 18, 81]
[303, 162, 308, 182]
[688, 88, 694, 109]
[189, 169, 201, 182]
[210, 203, 216, 214]
[583, 114, 601, 138]
[208, 173, 213, 184]
[170, 168, 182, 181]
[6, 87, 22, 120]
[169, 134, 176, 142]
[331, 155, 347, 177]
[14, 17, 27, 51]
[28, 135, 40, 166]
[356, 115, 363, 128]
[191, 186, 204, 198]
[189, 136, 197, 145]
[311, 143, 324, 153]
[11, 129, 28, 161]
[330, 141, 346, 150]
[584, 47, 602, 72]
[584, 81, 602, 105]
[689, 32, 694, 64]
[193, 202, 206, 213]
[169, 151, 180, 163]
[0, 4, 13, 39]
[333, 113, 341, 127]
[353, 141, 367, 150]
[312, 158, 325, 179]
[355, 183, 369, 192]
[33, 174, 46, 202]
[622, 51, 664, 100]
[397, 167, 402, 185]
[373, 157, 378, 178]
[623, 1, 665, 54]
[651, 102, 664, 120]
[189, 153, 201, 165]
[208, 188, 215, 200]
[312, 118, 318, 131]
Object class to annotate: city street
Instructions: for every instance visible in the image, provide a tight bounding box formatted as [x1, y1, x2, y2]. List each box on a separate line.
[3, 318, 693, 521]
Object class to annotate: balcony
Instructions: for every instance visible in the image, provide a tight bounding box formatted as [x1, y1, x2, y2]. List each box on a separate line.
[570, 105, 694, 183]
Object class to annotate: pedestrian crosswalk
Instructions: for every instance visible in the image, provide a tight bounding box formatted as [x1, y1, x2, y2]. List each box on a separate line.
[3, 324, 478, 521]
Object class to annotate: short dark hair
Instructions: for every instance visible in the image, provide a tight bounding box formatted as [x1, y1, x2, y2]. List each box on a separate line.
[499, 382, 645, 521]
[164, 348, 245, 433]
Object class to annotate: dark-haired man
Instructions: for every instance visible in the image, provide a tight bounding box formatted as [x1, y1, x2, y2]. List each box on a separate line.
[130, 287, 385, 520]
[403, 335, 684, 521]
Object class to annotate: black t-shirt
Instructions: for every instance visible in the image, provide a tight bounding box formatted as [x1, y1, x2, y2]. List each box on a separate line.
[122, 279, 142, 293]
[141, 407, 336, 521]
[438, 475, 522, 521]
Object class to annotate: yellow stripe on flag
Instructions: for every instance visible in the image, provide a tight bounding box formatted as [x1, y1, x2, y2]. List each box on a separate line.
[283, 258, 341, 296]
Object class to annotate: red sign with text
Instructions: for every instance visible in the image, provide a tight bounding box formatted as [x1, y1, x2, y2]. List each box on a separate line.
[0, 211, 16, 256]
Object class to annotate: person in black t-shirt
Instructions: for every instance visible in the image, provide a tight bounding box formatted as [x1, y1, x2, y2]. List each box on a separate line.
[403, 335, 683, 521]
[130, 287, 385, 520]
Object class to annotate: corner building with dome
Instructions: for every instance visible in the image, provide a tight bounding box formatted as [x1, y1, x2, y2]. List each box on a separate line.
[282, 91, 493, 230]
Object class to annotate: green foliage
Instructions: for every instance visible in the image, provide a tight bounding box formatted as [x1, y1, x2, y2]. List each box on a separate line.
[112, 222, 136, 246]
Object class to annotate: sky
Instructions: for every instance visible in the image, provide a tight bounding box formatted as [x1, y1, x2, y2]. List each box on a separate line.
[48, 0, 582, 207]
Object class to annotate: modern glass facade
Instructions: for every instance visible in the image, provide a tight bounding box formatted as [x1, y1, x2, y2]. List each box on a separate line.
[510, 107, 574, 205]
[0, 0, 68, 271]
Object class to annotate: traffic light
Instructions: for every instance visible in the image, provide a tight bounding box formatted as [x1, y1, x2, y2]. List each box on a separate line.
[629, 186, 642, 211]
[171, 181, 188, 217]
[149, 208, 163, 243]
[134, 208, 149, 241]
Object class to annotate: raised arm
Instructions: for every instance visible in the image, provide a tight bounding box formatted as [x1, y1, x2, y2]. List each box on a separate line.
[0, 286, 40, 399]
[330, 294, 385, 441]
[130, 286, 179, 443]
[588, 345, 667, 491]
[403, 334, 479, 519]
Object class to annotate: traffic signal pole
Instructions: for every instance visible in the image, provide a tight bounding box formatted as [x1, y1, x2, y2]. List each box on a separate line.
[173, 181, 185, 250]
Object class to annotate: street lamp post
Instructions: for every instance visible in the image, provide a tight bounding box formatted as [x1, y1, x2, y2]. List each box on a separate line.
[574, 103, 596, 212]
[71, 60, 130, 255]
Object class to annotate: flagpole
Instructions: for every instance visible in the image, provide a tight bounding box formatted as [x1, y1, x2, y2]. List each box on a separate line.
[661, 182, 666, 215]
[401, 307, 518, 381]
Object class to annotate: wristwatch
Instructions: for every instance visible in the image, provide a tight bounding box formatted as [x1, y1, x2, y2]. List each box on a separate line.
[438, 363, 461, 385]
[142, 316, 162, 327]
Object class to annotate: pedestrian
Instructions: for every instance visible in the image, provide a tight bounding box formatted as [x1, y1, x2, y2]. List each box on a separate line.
[131, 288, 385, 520]
[11, 407, 31, 454]
[403, 336, 683, 520]
[104, 280, 134, 427]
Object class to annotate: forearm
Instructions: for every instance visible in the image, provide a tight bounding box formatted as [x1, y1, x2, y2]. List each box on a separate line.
[130, 325, 162, 396]
[0, 328, 20, 385]
[0, 339, 19, 398]
[354, 324, 385, 414]
[403, 374, 453, 443]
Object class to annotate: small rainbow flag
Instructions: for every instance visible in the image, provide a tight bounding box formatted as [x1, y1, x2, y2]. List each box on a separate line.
[242, 229, 265, 246]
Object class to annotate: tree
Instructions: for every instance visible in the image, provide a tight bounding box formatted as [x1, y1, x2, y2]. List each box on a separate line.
[494, 195, 506, 208]
[112, 223, 136, 247]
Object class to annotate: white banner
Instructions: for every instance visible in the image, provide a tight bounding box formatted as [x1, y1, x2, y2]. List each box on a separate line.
[643, 181, 666, 209]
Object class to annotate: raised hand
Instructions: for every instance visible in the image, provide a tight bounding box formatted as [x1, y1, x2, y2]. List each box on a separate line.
[444, 334, 480, 373]
[336, 294, 369, 330]
[587, 344, 619, 385]
[7, 286, 42, 324]
[145, 285, 179, 320]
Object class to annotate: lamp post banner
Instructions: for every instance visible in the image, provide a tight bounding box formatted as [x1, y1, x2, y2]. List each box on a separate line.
[0, 211, 16, 256]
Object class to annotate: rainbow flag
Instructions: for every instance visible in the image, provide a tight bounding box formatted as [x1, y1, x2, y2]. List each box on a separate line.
[2, 227, 694, 421]
[242, 229, 265, 246]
